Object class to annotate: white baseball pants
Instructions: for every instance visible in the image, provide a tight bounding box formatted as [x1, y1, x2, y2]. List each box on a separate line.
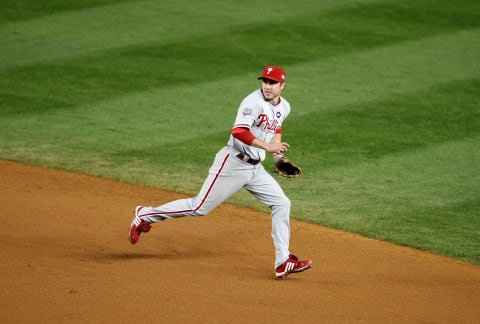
[138, 146, 291, 268]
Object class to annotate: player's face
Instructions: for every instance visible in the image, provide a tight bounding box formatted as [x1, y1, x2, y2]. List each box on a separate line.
[261, 79, 285, 104]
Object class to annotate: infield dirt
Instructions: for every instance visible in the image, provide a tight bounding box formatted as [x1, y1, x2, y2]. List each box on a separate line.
[1, 159, 479, 323]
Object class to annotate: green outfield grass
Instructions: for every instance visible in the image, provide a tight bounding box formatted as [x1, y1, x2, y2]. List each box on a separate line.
[1, 0, 479, 263]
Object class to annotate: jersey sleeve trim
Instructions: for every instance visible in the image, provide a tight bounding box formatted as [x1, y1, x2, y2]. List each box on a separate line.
[233, 123, 251, 129]
[231, 127, 256, 145]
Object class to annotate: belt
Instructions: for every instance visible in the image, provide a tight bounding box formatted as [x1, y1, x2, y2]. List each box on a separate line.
[236, 153, 260, 165]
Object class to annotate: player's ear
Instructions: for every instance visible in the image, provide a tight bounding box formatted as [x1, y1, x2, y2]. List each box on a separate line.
[280, 82, 286, 90]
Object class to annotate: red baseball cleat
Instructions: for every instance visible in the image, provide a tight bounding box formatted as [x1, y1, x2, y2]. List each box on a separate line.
[128, 206, 151, 244]
[275, 254, 312, 279]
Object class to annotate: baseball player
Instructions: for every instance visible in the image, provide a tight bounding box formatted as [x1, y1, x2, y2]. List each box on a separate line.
[129, 66, 312, 279]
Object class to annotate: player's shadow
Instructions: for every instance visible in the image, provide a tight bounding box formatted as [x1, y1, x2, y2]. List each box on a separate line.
[89, 247, 219, 262]
[103, 252, 163, 260]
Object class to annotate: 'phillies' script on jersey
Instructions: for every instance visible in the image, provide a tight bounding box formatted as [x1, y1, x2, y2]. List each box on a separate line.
[256, 114, 281, 132]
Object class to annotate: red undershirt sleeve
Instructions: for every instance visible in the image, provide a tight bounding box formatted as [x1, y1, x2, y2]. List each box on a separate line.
[231, 127, 256, 145]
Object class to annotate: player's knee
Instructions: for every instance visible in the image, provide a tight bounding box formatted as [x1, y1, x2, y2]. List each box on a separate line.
[272, 196, 290, 209]
[191, 206, 214, 216]
[191, 198, 215, 216]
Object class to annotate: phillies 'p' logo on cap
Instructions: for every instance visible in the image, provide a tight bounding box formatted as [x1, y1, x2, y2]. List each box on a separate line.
[258, 66, 286, 83]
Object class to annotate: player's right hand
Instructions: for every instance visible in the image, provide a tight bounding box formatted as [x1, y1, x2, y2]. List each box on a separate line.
[269, 142, 289, 155]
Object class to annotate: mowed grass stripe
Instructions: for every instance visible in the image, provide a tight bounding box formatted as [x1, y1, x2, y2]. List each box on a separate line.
[0, 0, 379, 68]
[1, 0, 479, 115]
[291, 27, 480, 115]
[291, 77, 480, 171]
[0, 0, 133, 24]
[305, 137, 480, 215]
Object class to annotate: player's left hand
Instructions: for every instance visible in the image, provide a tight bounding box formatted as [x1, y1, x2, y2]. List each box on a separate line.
[274, 156, 303, 178]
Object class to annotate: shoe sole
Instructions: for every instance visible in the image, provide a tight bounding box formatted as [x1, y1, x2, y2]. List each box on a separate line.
[276, 263, 312, 279]
[293, 264, 312, 273]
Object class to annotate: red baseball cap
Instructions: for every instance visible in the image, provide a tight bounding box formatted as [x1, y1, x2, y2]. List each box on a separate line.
[257, 66, 286, 83]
